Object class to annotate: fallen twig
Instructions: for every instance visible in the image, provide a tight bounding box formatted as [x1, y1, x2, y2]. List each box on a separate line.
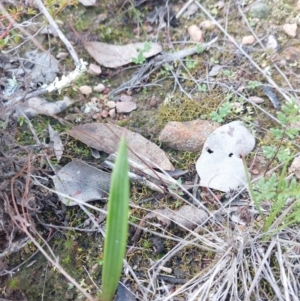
[109, 37, 218, 95]
[35, 0, 79, 64]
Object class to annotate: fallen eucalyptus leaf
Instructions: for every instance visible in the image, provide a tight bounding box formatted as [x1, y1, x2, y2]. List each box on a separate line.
[52, 160, 110, 206]
[84, 41, 162, 68]
[146, 205, 208, 230]
[69, 123, 174, 170]
[196, 121, 255, 192]
[14, 96, 76, 118]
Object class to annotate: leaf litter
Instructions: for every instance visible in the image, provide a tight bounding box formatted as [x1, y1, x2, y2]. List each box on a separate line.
[69, 122, 175, 171]
[52, 160, 110, 206]
[2, 0, 300, 299]
[84, 41, 162, 68]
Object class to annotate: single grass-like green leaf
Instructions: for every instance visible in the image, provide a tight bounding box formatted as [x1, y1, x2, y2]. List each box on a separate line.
[101, 138, 129, 301]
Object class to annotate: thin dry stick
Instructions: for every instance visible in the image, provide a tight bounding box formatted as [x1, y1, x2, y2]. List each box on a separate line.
[276, 242, 291, 301]
[194, 1, 295, 105]
[244, 238, 277, 301]
[35, 0, 79, 64]
[7, 170, 95, 300]
[236, 4, 298, 102]
[176, 0, 195, 19]
[0, 3, 48, 53]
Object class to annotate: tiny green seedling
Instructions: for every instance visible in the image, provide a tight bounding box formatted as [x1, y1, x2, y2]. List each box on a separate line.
[132, 42, 152, 64]
[196, 44, 204, 54]
[246, 80, 261, 90]
[169, 178, 184, 196]
[17, 116, 27, 126]
[198, 84, 207, 92]
[210, 102, 232, 123]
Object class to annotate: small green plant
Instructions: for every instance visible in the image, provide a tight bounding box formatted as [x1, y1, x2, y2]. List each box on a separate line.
[169, 178, 184, 196]
[253, 161, 300, 237]
[210, 57, 219, 64]
[100, 138, 129, 301]
[246, 80, 261, 90]
[17, 116, 27, 126]
[271, 100, 300, 140]
[198, 84, 207, 92]
[244, 100, 300, 239]
[210, 102, 232, 122]
[196, 44, 204, 54]
[185, 59, 197, 69]
[7, 277, 20, 292]
[132, 42, 152, 64]
[243, 156, 300, 240]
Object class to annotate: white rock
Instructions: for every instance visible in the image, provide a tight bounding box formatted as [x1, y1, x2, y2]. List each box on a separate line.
[242, 35, 255, 45]
[196, 121, 255, 192]
[199, 20, 216, 31]
[106, 101, 116, 109]
[183, 3, 199, 17]
[265, 35, 279, 51]
[109, 108, 116, 118]
[56, 52, 68, 59]
[248, 96, 264, 104]
[79, 0, 96, 6]
[188, 25, 203, 42]
[94, 83, 106, 92]
[283, 23, 297, 37]
[119, 94, 133, 102]
[116, 102, 137, 113]
[88, 63, 102, 75]
[79, 85, 92, 96]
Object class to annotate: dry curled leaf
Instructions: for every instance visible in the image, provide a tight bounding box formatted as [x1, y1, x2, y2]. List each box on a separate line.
[14, 96, 76, 118]
[146, 205, 208, 230]
[84, 41, 162, 68]
[52, 160, 110, 206]
[69, 123, 174, 170]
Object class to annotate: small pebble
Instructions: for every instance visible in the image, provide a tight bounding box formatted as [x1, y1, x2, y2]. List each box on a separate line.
[149, 96, 157, 108]
[56, 52, 68, 59]
[250, 169, 259, 175]
[109, 108, 116, 118]
[215, 1, 225, 9]
[256, 215, 262, 222]
[94, 83, 106, 93]
[92, 112, 101, 119]
[119, 94, 133, 102]
[242, 35, 255, 45]
[101, 110, 109, 118]
[199, 20, 216, 31]
[79, 85, 92, 96]
[188, 25, 203, 42]
[183, 2, 198, 17]
[94, 13, 107, 23]
[283, 23, 297, 37]
[116, 102, 137, 113]
[248, 96, 264, 104]
[106, 100, 116, 109]
[88, 63, 102, 76]
[265, 35, 279, 51]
